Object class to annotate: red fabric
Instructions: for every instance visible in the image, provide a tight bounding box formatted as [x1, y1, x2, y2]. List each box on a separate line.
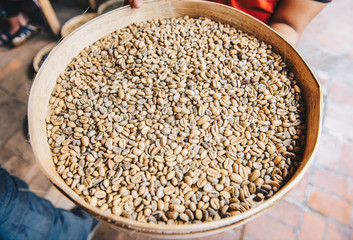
[208, 0, 281, 23]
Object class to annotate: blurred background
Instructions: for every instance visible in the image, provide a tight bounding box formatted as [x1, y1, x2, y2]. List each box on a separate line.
[0, 0, 352, 239]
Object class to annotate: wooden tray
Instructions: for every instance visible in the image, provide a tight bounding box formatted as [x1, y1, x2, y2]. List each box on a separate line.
[28, 0, 322, 238]
[32, 42, 57, 73]
[97, 0, 125, 15]
[60, 13, 98, 38]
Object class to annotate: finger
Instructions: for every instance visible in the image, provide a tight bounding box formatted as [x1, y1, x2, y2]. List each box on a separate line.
[128, 0, 135, 7]
[131, 0, 143, 8]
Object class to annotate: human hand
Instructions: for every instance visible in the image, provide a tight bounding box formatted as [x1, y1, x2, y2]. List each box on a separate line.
[128, 0, 144, 8]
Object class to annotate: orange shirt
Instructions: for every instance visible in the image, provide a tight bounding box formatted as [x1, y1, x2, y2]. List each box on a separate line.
[208, 0, 281, 23]
[209, 0, 332, 23]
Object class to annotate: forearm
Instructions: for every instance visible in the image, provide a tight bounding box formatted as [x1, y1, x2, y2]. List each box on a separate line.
[268, 0, 329, 46]
[269, 22, 299, 46]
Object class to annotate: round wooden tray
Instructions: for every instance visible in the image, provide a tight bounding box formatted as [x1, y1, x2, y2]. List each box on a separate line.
[60, 13, 98, 38]
[97, 0, 125, 15]
[28, 1, 322, 238]
[32, 42, 57, 73]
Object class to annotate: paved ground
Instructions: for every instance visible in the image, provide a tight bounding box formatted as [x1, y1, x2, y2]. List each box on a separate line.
[0, 0, 352, 239]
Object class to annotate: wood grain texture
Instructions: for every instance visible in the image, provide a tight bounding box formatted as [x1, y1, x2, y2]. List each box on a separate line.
[38, 0, 61, 35]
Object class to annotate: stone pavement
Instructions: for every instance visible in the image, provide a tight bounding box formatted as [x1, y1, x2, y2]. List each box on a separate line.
[0, 0, 352, 239]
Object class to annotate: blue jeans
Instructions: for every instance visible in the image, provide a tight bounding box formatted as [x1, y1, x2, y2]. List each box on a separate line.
[0, 166, 97, 240]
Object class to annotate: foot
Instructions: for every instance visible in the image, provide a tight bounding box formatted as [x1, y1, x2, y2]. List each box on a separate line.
[0, 31, 16, 47]
[12, 24, 39, 46]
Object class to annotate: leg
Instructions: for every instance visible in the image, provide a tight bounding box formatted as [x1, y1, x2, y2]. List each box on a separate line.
[0, 0, 40, 46]
[0, 0, 21, 45]
[7, 15, 22, 35]
[0, 166, 98, 240]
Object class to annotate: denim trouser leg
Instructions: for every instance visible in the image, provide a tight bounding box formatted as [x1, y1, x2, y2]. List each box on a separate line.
[0, 166, 95, 240]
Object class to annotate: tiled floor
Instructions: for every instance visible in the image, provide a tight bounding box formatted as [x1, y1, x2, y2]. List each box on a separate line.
[0, 0, 352, 239]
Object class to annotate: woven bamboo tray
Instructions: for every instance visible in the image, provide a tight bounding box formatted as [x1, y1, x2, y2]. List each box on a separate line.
[60, 13, 98, 38]
[28, 1, 322, 238]
[33, 42, 56, 72]
[97, 0, 125, 15]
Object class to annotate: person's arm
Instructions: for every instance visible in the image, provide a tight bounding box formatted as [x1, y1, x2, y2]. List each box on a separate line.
[268, 0, 330, 46]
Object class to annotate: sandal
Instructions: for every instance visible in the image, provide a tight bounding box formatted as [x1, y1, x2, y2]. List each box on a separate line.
[0, 31, 16, 47]
[12, 24, 39, 46]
